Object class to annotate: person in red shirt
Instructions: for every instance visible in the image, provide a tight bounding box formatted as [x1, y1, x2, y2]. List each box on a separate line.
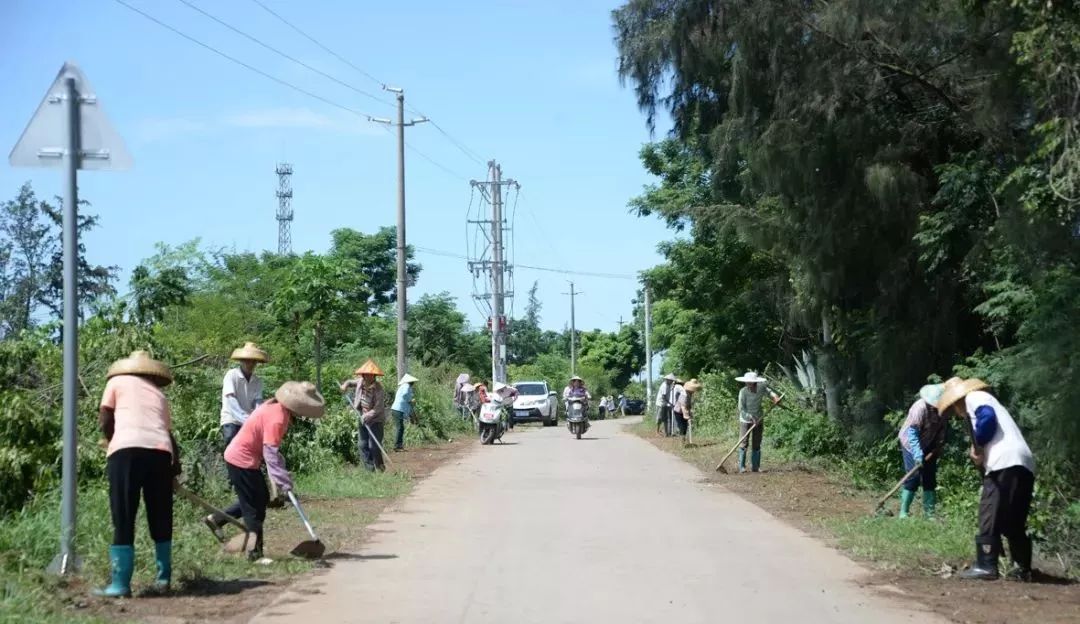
[218, 381, 325, 561]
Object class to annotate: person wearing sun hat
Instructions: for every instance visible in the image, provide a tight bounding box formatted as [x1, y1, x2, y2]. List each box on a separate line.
[391, 373, 419, 451]
[218, 381, 325, 561]
[735, 371, 781, 473]
[896, 383, 948, 518]
[94, 351, 179, 598]
[674, 378, 701, 437]
[937, 377, 1035, 581]
[340, 359, 387, 471]
[220, 342, 268, 447]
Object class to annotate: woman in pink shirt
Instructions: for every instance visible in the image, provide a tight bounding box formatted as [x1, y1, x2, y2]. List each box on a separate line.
[220, 381, 325, 561]
[95, 351, 179, 598]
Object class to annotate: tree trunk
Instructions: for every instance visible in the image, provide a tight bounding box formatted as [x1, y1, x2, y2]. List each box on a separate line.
[819, 307, 842, 422]
[314, 322, 323, 390]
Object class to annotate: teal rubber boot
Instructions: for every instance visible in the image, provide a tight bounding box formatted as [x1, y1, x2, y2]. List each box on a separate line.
[153, 541, 172, 591]
[751, 450, 762, 472]
[93, 545, 133, 598]
[923, 490, 937, 519]
[737, 449, 747, 473]
[899, 489, 916, 518]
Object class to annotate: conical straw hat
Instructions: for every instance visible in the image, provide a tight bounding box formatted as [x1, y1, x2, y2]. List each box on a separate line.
[230, 342, 268, 363]
[106, 350, 173, 387]
[355, 359, 384, 376]
[684, 378, 702, 392]
[937, 377, 989, 414]
[275, 381, 326, 419]
[399, 374, 419, 385]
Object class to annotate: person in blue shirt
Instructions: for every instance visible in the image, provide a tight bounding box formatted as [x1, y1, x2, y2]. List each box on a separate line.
[391, 374, 418, 451]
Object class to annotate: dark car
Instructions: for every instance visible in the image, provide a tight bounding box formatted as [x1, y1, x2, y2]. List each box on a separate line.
[623, 398, 646, 415]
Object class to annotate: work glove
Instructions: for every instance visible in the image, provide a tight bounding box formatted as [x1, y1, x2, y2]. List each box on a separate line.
[912, 449, 924, 466]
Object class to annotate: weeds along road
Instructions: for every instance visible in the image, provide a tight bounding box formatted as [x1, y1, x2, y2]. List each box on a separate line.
[251, 418, 948, 624]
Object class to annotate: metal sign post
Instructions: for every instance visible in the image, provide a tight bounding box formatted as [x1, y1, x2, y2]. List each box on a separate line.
[9, 61, 132, 575]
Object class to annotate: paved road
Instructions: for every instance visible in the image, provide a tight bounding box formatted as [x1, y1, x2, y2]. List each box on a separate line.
[251, 418, 947, 624]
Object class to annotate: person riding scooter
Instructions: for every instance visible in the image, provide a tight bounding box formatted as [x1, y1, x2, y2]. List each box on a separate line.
[563, 375, 592, 437]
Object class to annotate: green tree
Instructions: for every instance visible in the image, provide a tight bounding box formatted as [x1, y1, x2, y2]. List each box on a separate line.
[408, 292, 468, 367]
[329, 227, 420, 314]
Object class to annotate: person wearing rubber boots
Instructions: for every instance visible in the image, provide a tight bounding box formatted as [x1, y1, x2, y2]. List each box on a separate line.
[95, 351, 180, 597]
[897, 383, 947, 518]
[391, 373, 418, 451]
[220, 342, 267, 447]
[736, 371, 781, 473]
[937, 377, 1036, 581]
[341, 359, 387, 472]
[221, 381, 325, 561]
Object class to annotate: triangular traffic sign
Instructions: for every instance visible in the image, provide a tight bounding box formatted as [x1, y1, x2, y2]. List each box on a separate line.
[9, 61, 133, 171]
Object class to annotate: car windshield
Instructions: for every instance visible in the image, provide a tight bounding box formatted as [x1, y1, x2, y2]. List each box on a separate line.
[514, 383, 546, 396]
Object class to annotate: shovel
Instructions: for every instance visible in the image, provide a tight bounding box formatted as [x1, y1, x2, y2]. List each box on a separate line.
[873, 452, 935, 516]
[286, 491, 326, 559]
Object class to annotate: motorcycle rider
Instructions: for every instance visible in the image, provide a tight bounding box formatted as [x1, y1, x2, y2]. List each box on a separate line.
[563, 375, 592, 423]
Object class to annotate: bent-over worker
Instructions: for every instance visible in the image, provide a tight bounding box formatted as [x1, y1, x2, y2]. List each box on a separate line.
[674, 378, 701, 437]
[897, 383, 947, 518]
[95, 351, 180, 597]
[736, 371, 780, 473]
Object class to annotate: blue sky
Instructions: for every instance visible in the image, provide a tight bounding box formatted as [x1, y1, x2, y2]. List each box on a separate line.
[1, 0, 672, 334]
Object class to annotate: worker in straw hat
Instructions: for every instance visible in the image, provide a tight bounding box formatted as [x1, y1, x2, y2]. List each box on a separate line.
[94, 351, 179, 597]
[340, 359, 387, 472]
[735, 371, 781, 473]
[896, 383, 948, 518]
[656, 372, 677, 435]
[218, 381, 325, 562]
[937, 377, 1035, 581]
[674, 378, 702, 438]
[391, 373, 419, 451]
[220, 342, 268, 447]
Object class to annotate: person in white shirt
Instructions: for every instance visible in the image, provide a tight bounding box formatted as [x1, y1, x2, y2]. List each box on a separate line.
[938, 377, 1035, 581]
[220, 342, 267, 447]
[655, 373, 676, 435]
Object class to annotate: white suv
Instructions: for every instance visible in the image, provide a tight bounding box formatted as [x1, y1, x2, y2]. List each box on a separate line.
[511, 381, 559, 427]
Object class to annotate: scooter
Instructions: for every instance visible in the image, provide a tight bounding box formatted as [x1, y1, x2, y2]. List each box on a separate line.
[478, 398, 508, 445]
[566, 397, 590, 440]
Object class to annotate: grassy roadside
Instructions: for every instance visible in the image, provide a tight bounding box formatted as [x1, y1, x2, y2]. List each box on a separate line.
[632, 419, 1080, 623]
[0, 446, 452, 624]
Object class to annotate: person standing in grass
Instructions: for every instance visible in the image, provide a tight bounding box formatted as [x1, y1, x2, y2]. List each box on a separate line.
[220, 342, 267, 447]
[221, 381, 325, 562]
[341, 359, 387, 472]
[95, 351, 180, 598]
[937, 377, 1036, 581]
[674, 378, 701, 438]
[897, 383, 947, 518]
[392, 373, 418, 451]
[656, 373, 676, 435]
[735, 371, 781, 473]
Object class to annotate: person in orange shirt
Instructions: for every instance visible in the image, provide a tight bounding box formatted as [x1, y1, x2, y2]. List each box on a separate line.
[219, 381, 326, 561]
[95, 351, 180, 598]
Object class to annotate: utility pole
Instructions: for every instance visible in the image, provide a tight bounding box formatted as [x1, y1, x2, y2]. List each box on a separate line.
[275, 163, 293, 255]
[644, 285, 653, 412]
[617, 316, 624, 331]
[469, 162, 518, 384]
[562, 282, 580, 375]
[373, 88, 428, 378]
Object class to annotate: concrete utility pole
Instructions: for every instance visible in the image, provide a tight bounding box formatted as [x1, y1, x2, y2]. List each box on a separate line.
[468, 162, 518, 384]
[563, 282, 580, 376]
[373, 88, 427, 378]
[491, 162, 506, 384]
[644, 286, 653, 411]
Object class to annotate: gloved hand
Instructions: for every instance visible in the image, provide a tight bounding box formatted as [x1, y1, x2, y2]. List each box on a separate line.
[912, 449, 924, 466]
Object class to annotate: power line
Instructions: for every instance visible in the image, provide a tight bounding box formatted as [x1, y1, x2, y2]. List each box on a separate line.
[111, 0, 375, 120]
[413, 246, 636, 280]
[249, 0, 385, 88]
[176, 0, 394, 109]
[247, 0, 487, 167]
[375, 125, 470, 181]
